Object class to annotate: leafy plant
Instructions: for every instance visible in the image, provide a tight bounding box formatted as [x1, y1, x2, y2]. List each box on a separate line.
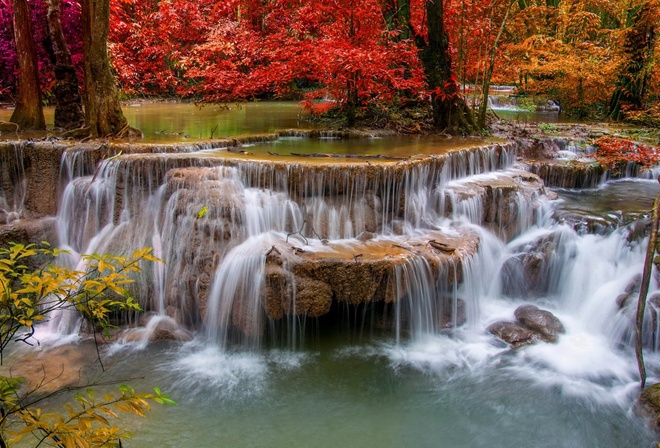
[0, 242, 173, 447]
[538, 123, 557, 134]
[590, 135, 660, 173]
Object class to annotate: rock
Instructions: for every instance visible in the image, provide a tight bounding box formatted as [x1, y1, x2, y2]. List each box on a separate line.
[616, 293, 633, 309]
[500, 231, 565, 298]
[440, 298, 466, 329]
[121, 316, 194, 343]
[151, 319, 193, 342]
[487, 321, 539, 347]
[443, 170, 547, 240]
[650, 293, 660, 308]
[0, 121, 19, 132]
[625, 274, 643, 295]
[261, 229, 480, 326]
[514, 304, 565, 343]
[637, 383, 660, 430]
[0, 218, 59, 267]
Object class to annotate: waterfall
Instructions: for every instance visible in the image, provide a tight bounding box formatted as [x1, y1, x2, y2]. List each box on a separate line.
[28, 134, 655, 377]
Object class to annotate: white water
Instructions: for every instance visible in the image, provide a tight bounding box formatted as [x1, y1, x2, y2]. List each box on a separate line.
[22, 138, 660, 445]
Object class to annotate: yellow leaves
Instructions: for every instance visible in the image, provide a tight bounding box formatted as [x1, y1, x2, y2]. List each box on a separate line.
[0, 242, 173, 447]
[0, 243, 162, 361]
[1, 372, 175, 447]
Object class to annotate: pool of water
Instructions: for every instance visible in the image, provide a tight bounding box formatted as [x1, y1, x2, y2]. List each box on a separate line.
[21, 336, 654, 448]
[0, 102, 313, 142]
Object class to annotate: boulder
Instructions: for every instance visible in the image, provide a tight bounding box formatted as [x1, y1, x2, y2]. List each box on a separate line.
[487, 321, 539, 347]
[637, 383, 660, 431]
[261, 229, 480, 327]
[514, 304, 565, 343]
[500, 231, 565, 298]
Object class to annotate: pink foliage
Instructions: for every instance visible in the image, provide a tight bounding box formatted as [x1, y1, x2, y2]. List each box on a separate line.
[0, 0, 82, 101]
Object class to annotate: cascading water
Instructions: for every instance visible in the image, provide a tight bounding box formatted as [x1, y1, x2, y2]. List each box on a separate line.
[14, 130, 660, 446]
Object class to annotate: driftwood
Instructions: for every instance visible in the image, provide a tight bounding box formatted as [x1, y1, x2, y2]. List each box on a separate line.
[227, 147, 252, 155]
[0, 121, 19, 132]
[289, 152, 407, 161]
[428, 239, 455, 253]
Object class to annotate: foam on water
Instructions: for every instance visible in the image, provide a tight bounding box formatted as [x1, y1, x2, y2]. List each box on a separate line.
[161, 341, 312, 402]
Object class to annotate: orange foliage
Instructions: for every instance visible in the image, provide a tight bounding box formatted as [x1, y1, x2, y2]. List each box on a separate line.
[591, 136, 660, 171]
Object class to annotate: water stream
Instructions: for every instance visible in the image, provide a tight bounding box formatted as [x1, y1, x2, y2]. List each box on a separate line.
[4, 104, 660, 446]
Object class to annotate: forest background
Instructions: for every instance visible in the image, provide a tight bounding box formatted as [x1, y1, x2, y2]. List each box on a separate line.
[0, 0, 659, 131]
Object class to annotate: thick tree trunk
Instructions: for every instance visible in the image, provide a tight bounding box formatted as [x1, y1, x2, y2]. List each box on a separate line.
[9, 0, 45, 130]
[418, 0, 476, 134]
[80, 0, 137, 138]
[47, 0, 84, 130]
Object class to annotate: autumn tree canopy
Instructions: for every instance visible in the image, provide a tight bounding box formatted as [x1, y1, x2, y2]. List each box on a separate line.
[1, 0, 659, 128]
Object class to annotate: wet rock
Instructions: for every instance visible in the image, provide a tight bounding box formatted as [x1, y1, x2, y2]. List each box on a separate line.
[150, 319, 194, 342]
[649, 293, 660, 308]
[487, 321, 539, 347]
[439, 298, 466, 329]
[0, 218, 59, 269]
[527, 161, 603, 189]
[514, 304, 565, 343]
[0, 121, 19, 132]
[616, 293, 633, 309]
[443, 170, 546, 240]
[357, 231, 375, 242]
[637, 383, 660, 430]
[501, 231, 565, 298]
[625, 274, 643, 295]
[261, 229, 480, 324]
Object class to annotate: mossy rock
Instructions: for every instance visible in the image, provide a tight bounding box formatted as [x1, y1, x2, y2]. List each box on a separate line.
[639, 383, 660, 430]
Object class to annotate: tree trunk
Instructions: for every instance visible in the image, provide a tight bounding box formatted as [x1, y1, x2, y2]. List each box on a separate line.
[9, 0, 45, 130]
[477, 0, 514, 130]
[47, 0, 84, 130]
[609, 1, 657, 121]
[80, 0, 135, 138]
[418, 0, 476, 134]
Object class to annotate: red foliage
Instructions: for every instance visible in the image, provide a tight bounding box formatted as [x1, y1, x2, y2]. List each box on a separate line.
[592, 136, 660, 171]
[107, 0, 425, 111]
[0, 0, 82, 100]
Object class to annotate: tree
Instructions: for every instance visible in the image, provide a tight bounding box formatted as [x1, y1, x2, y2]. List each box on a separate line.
[47, 0, 84, 130]
[476, 0, 516, 129]
[76, 0, 139, 138]
[503, 0, 621, 117]
[415, 0, 477, 133]
[0, 243, 174, 447]
[609, 0, 659, 120]
[8, 0, 45, 130]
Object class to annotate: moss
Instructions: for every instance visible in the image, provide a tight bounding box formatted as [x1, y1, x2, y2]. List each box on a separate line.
[641, 383, 660, 410]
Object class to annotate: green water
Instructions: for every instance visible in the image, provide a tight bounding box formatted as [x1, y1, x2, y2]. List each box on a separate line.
[0, 102, 308, 142]
[39, 339, 653, 448]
